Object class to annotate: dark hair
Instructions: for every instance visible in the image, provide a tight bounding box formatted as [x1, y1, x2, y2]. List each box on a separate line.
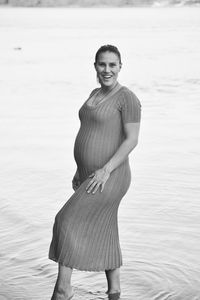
[95, 45, 122, 65]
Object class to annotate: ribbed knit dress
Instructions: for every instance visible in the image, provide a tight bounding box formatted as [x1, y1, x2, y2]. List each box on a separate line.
[49, 83, 141, 271]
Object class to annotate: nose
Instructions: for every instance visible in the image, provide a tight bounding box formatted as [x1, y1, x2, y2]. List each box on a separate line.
[105, 64, 110, 73]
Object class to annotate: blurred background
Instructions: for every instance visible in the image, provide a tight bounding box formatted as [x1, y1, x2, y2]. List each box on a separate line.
[0, 0, 200, 6]
[0, 1, 200, 300]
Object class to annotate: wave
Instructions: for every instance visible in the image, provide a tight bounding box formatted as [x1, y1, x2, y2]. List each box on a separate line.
[152, 0, 200, 6]
[1, 0, 200, 7]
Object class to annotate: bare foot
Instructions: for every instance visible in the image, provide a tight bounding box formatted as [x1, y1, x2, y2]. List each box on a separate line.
[65, 286, 74, 300]
[67, 287, 74, 300]
[51, 286, 74, 300]
[108, 291, 121, 300]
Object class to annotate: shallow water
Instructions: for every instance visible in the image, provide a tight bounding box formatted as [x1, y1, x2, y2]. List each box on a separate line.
[0, 6, 200, 300]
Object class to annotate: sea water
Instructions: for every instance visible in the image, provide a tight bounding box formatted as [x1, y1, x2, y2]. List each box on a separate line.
[0, 6, 200, 300]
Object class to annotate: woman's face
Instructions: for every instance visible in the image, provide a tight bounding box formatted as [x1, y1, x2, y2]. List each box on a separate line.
[94, 51, 121, 89]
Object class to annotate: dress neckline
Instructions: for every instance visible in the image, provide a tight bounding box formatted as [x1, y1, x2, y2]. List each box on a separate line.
[85, 83, 124, 110]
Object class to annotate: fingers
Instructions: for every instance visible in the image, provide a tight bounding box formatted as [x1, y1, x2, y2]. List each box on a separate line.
[86, 170, 109, 194]
[86, 175, 102, 194]
[73, 184, 79, 191]
[72, 179, 81, 191]
[85, 177, 94, 190]
[91, 182, 101, 194]
[88, 173, 95, 178]
[86, 179, 98, 193]
[100, 182, 105, 193]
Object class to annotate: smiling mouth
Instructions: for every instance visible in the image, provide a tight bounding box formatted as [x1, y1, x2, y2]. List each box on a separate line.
[102, 75, 112, 79]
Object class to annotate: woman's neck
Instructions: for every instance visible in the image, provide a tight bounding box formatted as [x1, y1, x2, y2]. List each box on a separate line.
[100, 81, 119, 93]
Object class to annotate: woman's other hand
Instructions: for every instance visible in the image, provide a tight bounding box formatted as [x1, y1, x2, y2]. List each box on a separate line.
[86, 168, 110, 194]
[72, 169, 81, 191]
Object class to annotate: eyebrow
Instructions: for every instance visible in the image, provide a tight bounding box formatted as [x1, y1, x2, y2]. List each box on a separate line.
[97, 61, 117, 64]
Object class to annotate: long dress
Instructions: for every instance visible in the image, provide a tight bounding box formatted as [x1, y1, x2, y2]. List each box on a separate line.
[48, 83, 141, 271]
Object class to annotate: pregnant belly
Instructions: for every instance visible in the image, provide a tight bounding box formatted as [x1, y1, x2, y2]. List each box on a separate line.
[74, 131, 120, 173]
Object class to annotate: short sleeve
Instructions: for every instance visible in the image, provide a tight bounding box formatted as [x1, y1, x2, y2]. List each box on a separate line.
[119, 88, 141, 123]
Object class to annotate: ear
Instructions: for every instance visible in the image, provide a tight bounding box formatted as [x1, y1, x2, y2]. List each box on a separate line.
[119, 63, 122, 71]
[94, 62, 97, 71]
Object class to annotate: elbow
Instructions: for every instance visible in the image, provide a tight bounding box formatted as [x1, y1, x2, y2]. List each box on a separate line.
[133, 139, 138, 149]
[129, 139, 138, 151]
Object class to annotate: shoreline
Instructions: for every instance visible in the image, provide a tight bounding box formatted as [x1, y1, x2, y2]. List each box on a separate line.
[0, 0, 200, 8]
[1, 4, 200, 7]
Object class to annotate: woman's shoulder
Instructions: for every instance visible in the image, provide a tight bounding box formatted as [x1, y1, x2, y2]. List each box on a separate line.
[117, 85, 141, 107]
[89, 87, 100, 98]
[117, 85, 142, 123]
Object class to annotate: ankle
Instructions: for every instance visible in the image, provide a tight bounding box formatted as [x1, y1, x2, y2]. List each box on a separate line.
[57, 284, 73, 294]
[108, 291, 121, 300]
[108, 288, 121, 294]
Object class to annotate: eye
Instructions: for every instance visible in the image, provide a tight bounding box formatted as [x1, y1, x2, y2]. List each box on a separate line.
[98, 62, 105, 66]
[110, 63, 116, 67]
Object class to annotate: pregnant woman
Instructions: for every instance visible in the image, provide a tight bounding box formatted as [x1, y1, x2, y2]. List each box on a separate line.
[49, 44, 141, 300]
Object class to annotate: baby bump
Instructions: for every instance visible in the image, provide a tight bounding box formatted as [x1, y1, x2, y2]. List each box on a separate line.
[74, 130, 121, 172]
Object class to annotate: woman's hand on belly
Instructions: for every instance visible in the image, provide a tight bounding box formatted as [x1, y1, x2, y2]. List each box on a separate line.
[86, 168, 110, 194]
[72, 168, 81, 191]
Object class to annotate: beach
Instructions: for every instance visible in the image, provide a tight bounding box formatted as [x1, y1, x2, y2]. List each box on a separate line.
[0, 6, 200, 300]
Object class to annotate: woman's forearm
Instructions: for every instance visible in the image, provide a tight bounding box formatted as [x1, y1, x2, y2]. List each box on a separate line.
[103, 138, 138, 174]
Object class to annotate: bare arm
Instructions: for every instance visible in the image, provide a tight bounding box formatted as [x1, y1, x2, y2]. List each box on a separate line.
[86, 122, 141, 194]
[103, 122, 140, 173]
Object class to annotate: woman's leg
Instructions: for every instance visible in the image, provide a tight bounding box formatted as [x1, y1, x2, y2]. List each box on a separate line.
[51, 264, 73, 300]
[105, 268, 121, 294]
